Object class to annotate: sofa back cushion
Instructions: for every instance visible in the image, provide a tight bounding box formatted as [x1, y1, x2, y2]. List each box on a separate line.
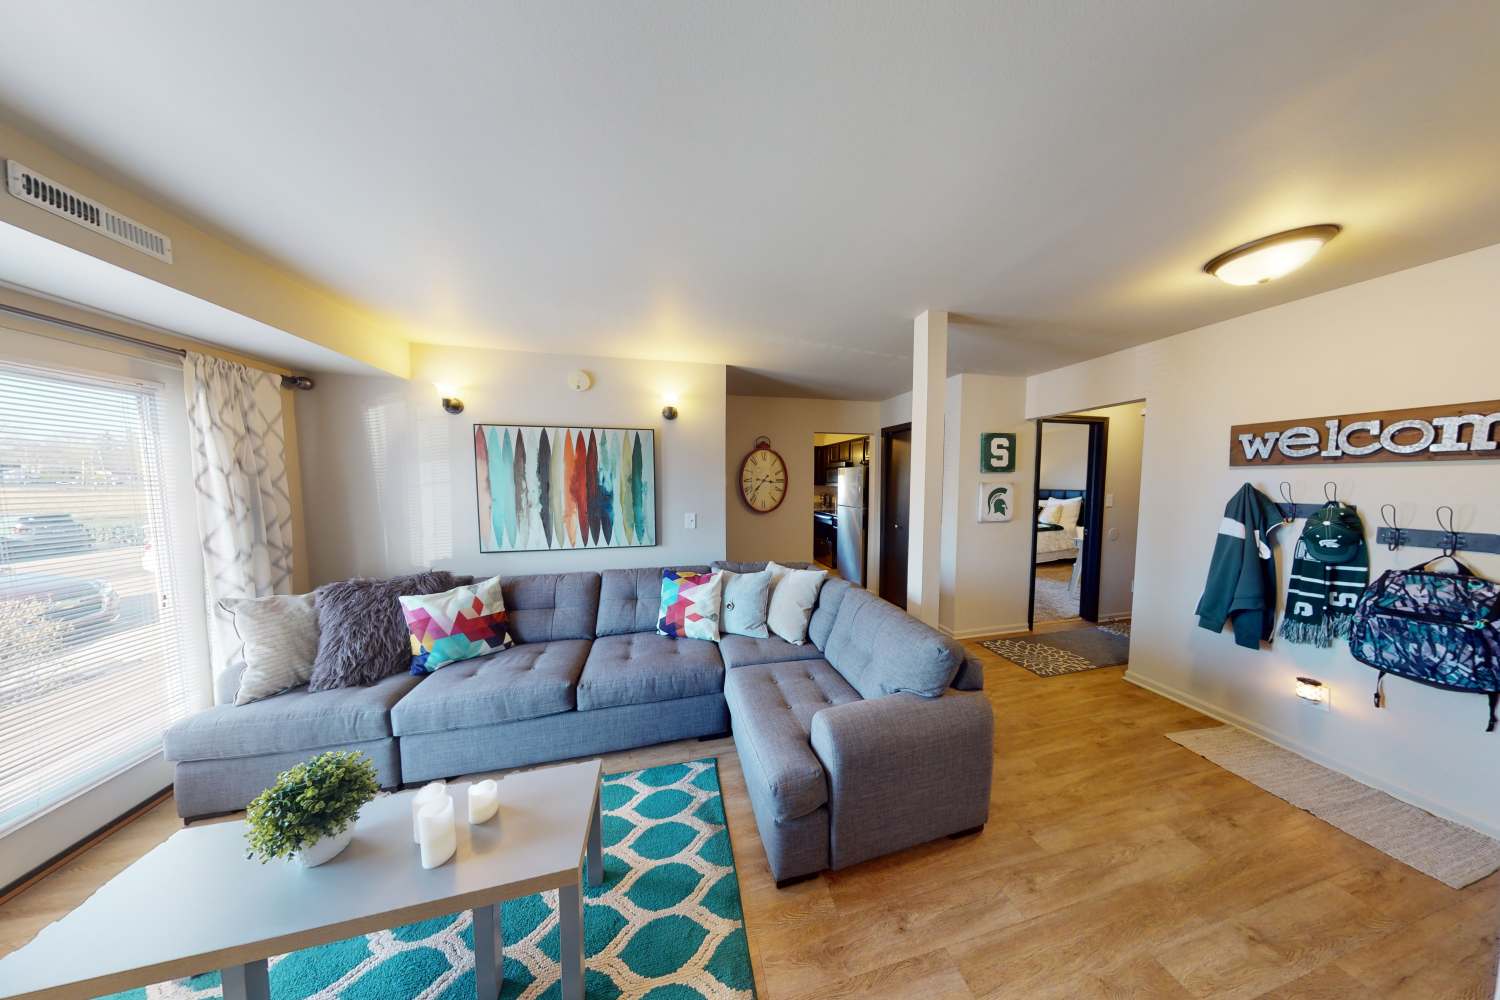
[821, 587, 960, 699]
[597, 566, 710, 636]
[500, 571, 601, 643]
[808, 577, 853, 650]
[711, 560, 817, 574]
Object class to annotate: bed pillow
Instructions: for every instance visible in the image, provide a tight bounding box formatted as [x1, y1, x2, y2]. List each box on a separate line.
[1039, 498, 1067, 525]
[656, 569, 724, 641]
[308, 571, 460, 690]
[720, 568, 772, 638]
[766, 561, 828, 645]
[1053, 498, 1084, 531]
[219, 592, 319, 705]
[400, 575, 515, 674]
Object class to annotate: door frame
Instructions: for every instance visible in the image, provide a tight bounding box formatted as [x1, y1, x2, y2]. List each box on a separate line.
[1028, 415, 1109, 629]
[878, 421, 912, 606]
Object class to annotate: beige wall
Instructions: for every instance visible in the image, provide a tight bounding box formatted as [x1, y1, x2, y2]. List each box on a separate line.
[1038, 421, 1089, 489]
[1027, 241, 1500, 838]
[939, 374, 1035, 637]
[0, 118, 412, 377]
[299, 345, 727, 584]
[725, 395, 880, 572]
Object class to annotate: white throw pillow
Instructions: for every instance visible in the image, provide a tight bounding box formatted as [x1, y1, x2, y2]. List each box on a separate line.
[219, 593, 320, 705]
[1053, 498, 1084, 531]
[720, 569, 773, 638]
[765, 561, 828, 645]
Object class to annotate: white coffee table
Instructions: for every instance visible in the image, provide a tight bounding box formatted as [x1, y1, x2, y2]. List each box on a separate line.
[0, 759, 603, 1000]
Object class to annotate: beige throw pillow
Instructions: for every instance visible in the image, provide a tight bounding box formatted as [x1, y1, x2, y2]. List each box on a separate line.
[219, 593, 320, 705]
[765, 561, 828, 645]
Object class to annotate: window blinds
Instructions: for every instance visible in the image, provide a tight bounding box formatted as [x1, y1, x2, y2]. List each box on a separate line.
[0, 360, 193, 834]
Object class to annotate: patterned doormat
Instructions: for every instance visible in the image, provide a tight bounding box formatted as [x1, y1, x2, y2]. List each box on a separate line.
[106, 758, 753, 999]
[981, 624, 1131, 676]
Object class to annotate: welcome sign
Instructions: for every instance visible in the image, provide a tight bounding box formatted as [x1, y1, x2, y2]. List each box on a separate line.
[1229, 400, 1500, 466]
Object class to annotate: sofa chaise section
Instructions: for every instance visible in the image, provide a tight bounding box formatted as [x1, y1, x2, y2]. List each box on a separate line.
[723, 579, 994, 882]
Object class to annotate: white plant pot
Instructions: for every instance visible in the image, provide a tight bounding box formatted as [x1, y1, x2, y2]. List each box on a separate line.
[295, 826, 354, 868]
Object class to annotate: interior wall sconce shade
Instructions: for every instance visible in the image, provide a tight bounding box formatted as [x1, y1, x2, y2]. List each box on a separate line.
[1295, 676, 1330, 710]
[1203, 224, 1342, 286]
[661, 392, 679, 421]
[434, 383, 464, 415]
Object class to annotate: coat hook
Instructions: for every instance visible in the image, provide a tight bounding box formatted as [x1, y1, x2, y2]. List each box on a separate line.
[1435, 505, 1459, 557]
[1324, 481, 1339, 503]
[1380, 503, 1402, 551]
[1277, 481, 1296, 523]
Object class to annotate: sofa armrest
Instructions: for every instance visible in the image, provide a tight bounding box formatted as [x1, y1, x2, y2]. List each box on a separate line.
[809, 690, 993, 869]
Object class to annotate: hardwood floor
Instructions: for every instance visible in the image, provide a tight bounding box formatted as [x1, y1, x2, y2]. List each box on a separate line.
[3, 635, 1497, 998]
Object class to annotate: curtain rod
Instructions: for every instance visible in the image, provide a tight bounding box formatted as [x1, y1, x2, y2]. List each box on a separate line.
[0, 301, 315, 389]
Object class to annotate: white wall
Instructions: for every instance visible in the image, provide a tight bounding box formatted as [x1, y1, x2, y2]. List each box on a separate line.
[939, 374, 1035, 637]
[1027, 242, 1500, 838]
[1077, 401, 1146, 620]
[1038, 421, 1090, 489]
[724, 395, 880, 569]
[298, 344, 727, 584]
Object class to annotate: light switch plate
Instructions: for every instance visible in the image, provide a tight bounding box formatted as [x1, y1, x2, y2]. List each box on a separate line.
[1105, 493, 1114, 508]
[684, 512, 697, 529]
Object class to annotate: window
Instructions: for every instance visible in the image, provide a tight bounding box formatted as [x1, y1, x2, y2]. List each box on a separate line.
[0, 357, 198, 835]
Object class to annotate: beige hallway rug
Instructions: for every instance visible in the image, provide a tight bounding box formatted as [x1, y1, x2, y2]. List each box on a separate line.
[1167, 726, 1500, 889]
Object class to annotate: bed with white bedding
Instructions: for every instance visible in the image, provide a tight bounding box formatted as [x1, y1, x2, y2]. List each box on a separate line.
[1035, 490, 1084, 564]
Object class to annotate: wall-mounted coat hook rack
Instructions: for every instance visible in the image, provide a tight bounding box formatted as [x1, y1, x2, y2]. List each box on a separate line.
[1375, 506, 1500, 556]
[1274, 481, 1330, 521]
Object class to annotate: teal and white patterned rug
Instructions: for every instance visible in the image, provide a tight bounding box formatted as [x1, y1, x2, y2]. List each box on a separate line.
[105, 758, 754, 999]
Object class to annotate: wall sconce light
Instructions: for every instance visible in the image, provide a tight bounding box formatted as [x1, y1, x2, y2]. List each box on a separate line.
[1295, 676, 1330, 711]
[661, 392, 679, 421]
[435, 383, 464, 415]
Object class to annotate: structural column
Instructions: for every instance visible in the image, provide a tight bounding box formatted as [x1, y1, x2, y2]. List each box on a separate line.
[907, 310, 947, 625]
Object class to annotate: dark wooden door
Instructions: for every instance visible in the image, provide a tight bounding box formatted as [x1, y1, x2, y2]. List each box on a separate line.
[880, 425, 912, 607]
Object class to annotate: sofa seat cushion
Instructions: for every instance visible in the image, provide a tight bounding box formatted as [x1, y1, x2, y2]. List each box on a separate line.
[164, 673, 420, 763]
[578, 632, 724, 711]
[390, 639, 590, 736]
[719, 634, 825, 670]
[723, 659, 860, 823]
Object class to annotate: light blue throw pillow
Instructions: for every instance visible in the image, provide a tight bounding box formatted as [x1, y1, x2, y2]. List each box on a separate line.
[720, 569, 772, 638]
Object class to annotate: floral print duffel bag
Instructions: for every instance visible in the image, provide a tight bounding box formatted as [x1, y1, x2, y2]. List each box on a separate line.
[1349, 559, 1500, 732]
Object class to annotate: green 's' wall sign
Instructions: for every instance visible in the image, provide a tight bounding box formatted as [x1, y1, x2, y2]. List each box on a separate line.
[979, 432, 1016, 474]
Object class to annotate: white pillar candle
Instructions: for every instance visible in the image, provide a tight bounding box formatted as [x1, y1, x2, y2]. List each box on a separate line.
[468, 779, 499, 824]
[417, 795, 456, 870]
[411, 781, 447, 843]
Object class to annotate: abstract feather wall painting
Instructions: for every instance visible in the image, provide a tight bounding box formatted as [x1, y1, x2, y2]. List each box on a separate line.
[474, 424, 657, 552]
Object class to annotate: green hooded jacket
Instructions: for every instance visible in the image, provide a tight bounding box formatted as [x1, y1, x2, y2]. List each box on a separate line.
[1195, 484, 1286, 650]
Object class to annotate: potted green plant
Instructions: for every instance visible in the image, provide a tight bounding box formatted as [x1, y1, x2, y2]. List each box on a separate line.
[245, 749, 380, 867]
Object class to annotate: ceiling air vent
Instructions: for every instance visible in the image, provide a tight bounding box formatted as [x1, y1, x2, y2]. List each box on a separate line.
[5, 160, 173, 263]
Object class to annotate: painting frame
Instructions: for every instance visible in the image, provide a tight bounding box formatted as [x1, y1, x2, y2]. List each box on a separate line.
[977, 478, 1013, 522]
[473, 423, 658, 553]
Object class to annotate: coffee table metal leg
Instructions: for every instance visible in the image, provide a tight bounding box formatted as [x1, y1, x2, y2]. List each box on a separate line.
[559, 880, 584, 1000]
[587, 785, 604, 887]
[472, 902, 503, 1000]
[220, 958, 270, 1000]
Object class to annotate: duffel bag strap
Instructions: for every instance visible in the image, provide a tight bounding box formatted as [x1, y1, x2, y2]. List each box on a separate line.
[1489, 693, 1498, 734]
[1373, 671, 1387, 709]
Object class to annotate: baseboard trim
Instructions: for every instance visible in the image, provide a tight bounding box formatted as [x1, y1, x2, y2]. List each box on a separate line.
[940, 622, 1031, 640]
[1123, 669, 1500, 842]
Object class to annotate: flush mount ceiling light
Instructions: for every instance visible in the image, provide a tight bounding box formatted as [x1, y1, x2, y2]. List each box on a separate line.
[1203, 224, 1342, 286]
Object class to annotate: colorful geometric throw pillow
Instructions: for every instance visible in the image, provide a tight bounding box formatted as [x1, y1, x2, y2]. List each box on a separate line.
[399, 575, 514, 674]
[656, 569, 724, 642]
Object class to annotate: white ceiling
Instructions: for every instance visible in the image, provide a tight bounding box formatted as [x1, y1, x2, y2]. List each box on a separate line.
[1, 2, 1498, 399]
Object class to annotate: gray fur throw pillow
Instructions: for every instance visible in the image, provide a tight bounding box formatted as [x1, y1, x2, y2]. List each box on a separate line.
[307, 571, 459, 690]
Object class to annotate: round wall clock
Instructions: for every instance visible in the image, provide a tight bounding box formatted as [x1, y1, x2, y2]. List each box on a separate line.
[739, 437, 788, 513]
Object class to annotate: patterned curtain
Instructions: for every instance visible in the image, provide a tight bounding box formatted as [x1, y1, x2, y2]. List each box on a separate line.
[184, 354, 294, 696]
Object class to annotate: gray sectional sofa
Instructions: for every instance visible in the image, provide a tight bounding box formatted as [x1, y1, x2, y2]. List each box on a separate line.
[163, 562, 993, 883]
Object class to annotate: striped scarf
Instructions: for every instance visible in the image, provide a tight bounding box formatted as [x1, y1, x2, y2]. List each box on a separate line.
[1280, 510, 1368, 647]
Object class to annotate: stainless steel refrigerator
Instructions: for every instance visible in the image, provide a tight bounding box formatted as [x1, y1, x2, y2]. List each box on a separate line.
[835, 464, 867, 586]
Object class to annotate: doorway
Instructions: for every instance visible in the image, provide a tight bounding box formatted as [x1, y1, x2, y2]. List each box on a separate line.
[811, 432, 870, 582]
[1026, 401, 1146, 633]
[878, 423, 911, 607]
[1028, 415, 1107, 628]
